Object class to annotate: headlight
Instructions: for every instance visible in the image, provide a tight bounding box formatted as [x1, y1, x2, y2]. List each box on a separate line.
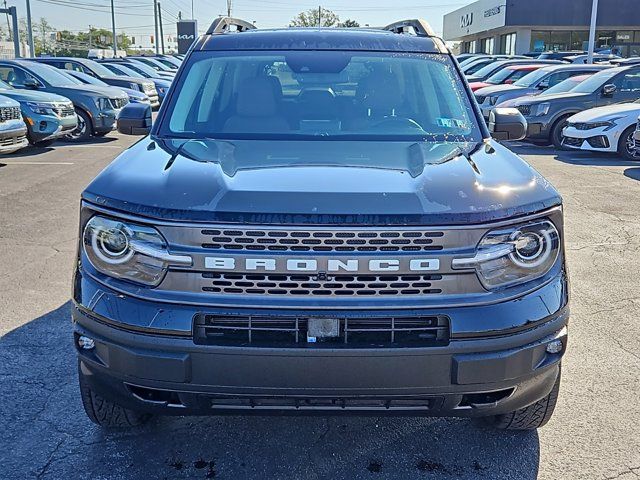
[585, 117, 621, 131]
[83, 216, 191, 286]
[26, 101, 55, 115]
[531, 103, 550, 117]
[452, 220, 560, 290]
[95, 97, 111, 110]
[129, 82, 141, 91]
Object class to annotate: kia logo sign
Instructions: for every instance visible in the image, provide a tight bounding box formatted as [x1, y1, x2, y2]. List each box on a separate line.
[460, 13, 473, 29]
[177, 20, 198, 54]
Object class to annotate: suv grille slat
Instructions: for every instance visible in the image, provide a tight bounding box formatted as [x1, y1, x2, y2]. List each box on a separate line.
[110, 97, 128, 109]
[194, 314, 450, 347]
[52, 104, 75, 117]
[0, 106, 21, 122]
[201, 272, 443, 296]
[200, 228, 445, 252]
[516, 105, 531, 116]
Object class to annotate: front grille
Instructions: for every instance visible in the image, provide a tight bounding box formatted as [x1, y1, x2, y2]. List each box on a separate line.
[0, 133, 26, 147]
[201, 272, 444, 296]
[193, 314, 450, 347]
[142, 83, 156, 94]
[562, 136, 583, 147]
[0, 106, 21, 122]
[586, 135, 609, 148]
[52, 103, 75, 117]
[516, 104, 531, 116]
[200, 228, 445, 252]
[110, 97, 128, 109]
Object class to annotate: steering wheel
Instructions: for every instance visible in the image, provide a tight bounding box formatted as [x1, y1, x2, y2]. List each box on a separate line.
[372, 116, 425, 132]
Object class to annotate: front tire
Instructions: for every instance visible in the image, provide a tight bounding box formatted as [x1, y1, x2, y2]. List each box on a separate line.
[617, 126, 640, 161]
[65, 109, 92, 142]
[551, 116, 571, 149]
[487, 368, 561, 430]
[79, 363, 152, 428]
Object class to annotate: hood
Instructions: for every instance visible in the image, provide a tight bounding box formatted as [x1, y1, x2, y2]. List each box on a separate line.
[469, 81, 490, 91]
[515, 91, 589, 105]
[53, 84, 128, 98]
[152, 78, 172, 88]
[568, 102, 640, 122]
[0, 88, 69, 103]
[103, 75, 150, 86]
[83, 138, 561, 225]
[0, 94, 19, 107]
[474, 84, 521, 96]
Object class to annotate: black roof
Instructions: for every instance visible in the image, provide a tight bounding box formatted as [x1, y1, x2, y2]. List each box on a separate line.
[196, 28, 447, 54]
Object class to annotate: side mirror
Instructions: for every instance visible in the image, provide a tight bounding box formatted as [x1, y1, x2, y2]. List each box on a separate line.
[117, 102, 152, 135]
[489, 108, 527, 141]
[602, 84, 616, 96]
[23, 79, 39, 89]
[537, 80, 549, 90]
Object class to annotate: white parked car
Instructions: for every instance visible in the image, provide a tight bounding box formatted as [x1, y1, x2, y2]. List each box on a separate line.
[562, 100, 640, 160]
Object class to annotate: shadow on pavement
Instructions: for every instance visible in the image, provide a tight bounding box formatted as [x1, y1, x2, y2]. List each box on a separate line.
[624, 167, 640, 181]
[1, 303, 540, 480]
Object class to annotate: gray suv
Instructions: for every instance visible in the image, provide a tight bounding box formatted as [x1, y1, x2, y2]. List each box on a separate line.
[73, 18, 568, 430]
[513, 65, 640, 146]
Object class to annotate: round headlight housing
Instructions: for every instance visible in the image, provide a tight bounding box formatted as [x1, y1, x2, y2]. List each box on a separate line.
[452, 220, 561, 290]
[83, 216, 185, 286]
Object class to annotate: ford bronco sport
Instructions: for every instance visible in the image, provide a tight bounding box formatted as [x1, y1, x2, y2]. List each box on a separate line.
[73, 18, 568, 430]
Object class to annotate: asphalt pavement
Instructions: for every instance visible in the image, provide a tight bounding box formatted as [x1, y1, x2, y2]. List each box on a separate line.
[0, 135, 639, 480]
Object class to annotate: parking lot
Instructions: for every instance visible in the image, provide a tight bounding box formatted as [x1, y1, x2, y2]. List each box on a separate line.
[0, 133, 639, 480]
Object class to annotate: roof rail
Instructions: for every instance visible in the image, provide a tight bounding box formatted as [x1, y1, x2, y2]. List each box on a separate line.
[382, 19, 435, 37]
[206, 17, 256, 35]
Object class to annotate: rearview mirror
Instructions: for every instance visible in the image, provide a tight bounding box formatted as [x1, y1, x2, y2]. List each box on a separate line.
[602, 84, 616, 96]
[117, 102, 152, 135]
[537, 80, 549, 90]
[489, 108, 527, 141]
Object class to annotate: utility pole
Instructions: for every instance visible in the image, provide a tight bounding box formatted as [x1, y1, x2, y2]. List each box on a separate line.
[318, 5, 321, 27]
[25, 0, 34, 56]
[191, 0, 194, 19]
[153, 0, 160, 54]
[226, 0, 231, 17]
[3, 1, 9, 41]
[110, 0, 117, 55]
[158, 1, 165, 54]
[587, 0, 598, 64]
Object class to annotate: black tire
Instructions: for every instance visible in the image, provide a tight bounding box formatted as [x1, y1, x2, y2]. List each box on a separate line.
[551, 116, 571, 149]
[488, 368, 561, 430]
[79, 364, 152, 428]
[617, 126, 640, 161]
[65, 109, 92, 142]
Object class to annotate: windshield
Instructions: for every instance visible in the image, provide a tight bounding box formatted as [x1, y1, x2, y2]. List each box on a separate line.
[134, 57, 171, 71]
[462, 59, 492, 75]
[571, 70, 617, 93]
[27, 62, 79, 87]
[119, 61, 154, 77]
[485, 67, 533, 84]
[542, 75, 591, 95]
[470, 61, 507, 79]
[71, 72, 107, 86]
[514, 68, 550, 87]
[161, 51, 481, 144]
[105, 63, 143, 78]
[83, 59, 119, 77]
[0, 79, 12, 89]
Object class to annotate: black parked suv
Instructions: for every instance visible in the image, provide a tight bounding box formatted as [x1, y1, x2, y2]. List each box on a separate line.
[73, 18, 568, 430]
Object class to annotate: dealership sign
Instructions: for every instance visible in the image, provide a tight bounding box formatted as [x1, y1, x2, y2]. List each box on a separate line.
[177, 20, 198, 54]
[443, 0, 507, 40]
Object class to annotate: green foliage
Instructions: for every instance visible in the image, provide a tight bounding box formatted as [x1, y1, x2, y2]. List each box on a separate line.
[339, 19, 360, 28]
[290, 8, 340, 28]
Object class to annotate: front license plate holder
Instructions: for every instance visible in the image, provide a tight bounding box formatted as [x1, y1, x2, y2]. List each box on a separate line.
[307, 318, 340, 343]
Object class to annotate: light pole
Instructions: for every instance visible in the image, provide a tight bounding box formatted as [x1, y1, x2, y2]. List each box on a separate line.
[153, 0, 160, 54]
[25, 0, 34, 56]
[110, 0, 117, 55]
[586, 0, 598, 64]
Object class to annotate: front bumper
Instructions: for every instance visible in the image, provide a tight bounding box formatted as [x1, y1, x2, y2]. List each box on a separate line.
[0, 123, 28, 153]
[26, 114, 77, 143]
[94, 108, 120, 133]
[562, 126, 617, 152]
[524, 120, 551, 141]
[73, 271, 569, 416]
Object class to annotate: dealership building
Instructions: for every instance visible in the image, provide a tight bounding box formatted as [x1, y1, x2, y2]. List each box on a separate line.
[443, 0, 640, 57]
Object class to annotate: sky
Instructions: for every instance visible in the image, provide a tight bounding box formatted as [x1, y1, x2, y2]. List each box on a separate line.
[24, 0, 468, 48]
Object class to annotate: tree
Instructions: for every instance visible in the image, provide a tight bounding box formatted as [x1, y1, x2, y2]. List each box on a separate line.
[339, 19, 360, 28]
[290, 7, 339, 28]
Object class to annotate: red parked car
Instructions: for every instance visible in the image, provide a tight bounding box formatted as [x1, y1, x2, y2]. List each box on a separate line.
[468, 64, 545, 92]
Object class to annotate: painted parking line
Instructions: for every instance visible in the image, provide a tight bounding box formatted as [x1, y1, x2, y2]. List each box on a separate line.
[0, 162, 75, 165]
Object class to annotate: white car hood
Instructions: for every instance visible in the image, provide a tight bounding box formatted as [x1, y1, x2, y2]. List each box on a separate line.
[569, 103, 640, 122]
